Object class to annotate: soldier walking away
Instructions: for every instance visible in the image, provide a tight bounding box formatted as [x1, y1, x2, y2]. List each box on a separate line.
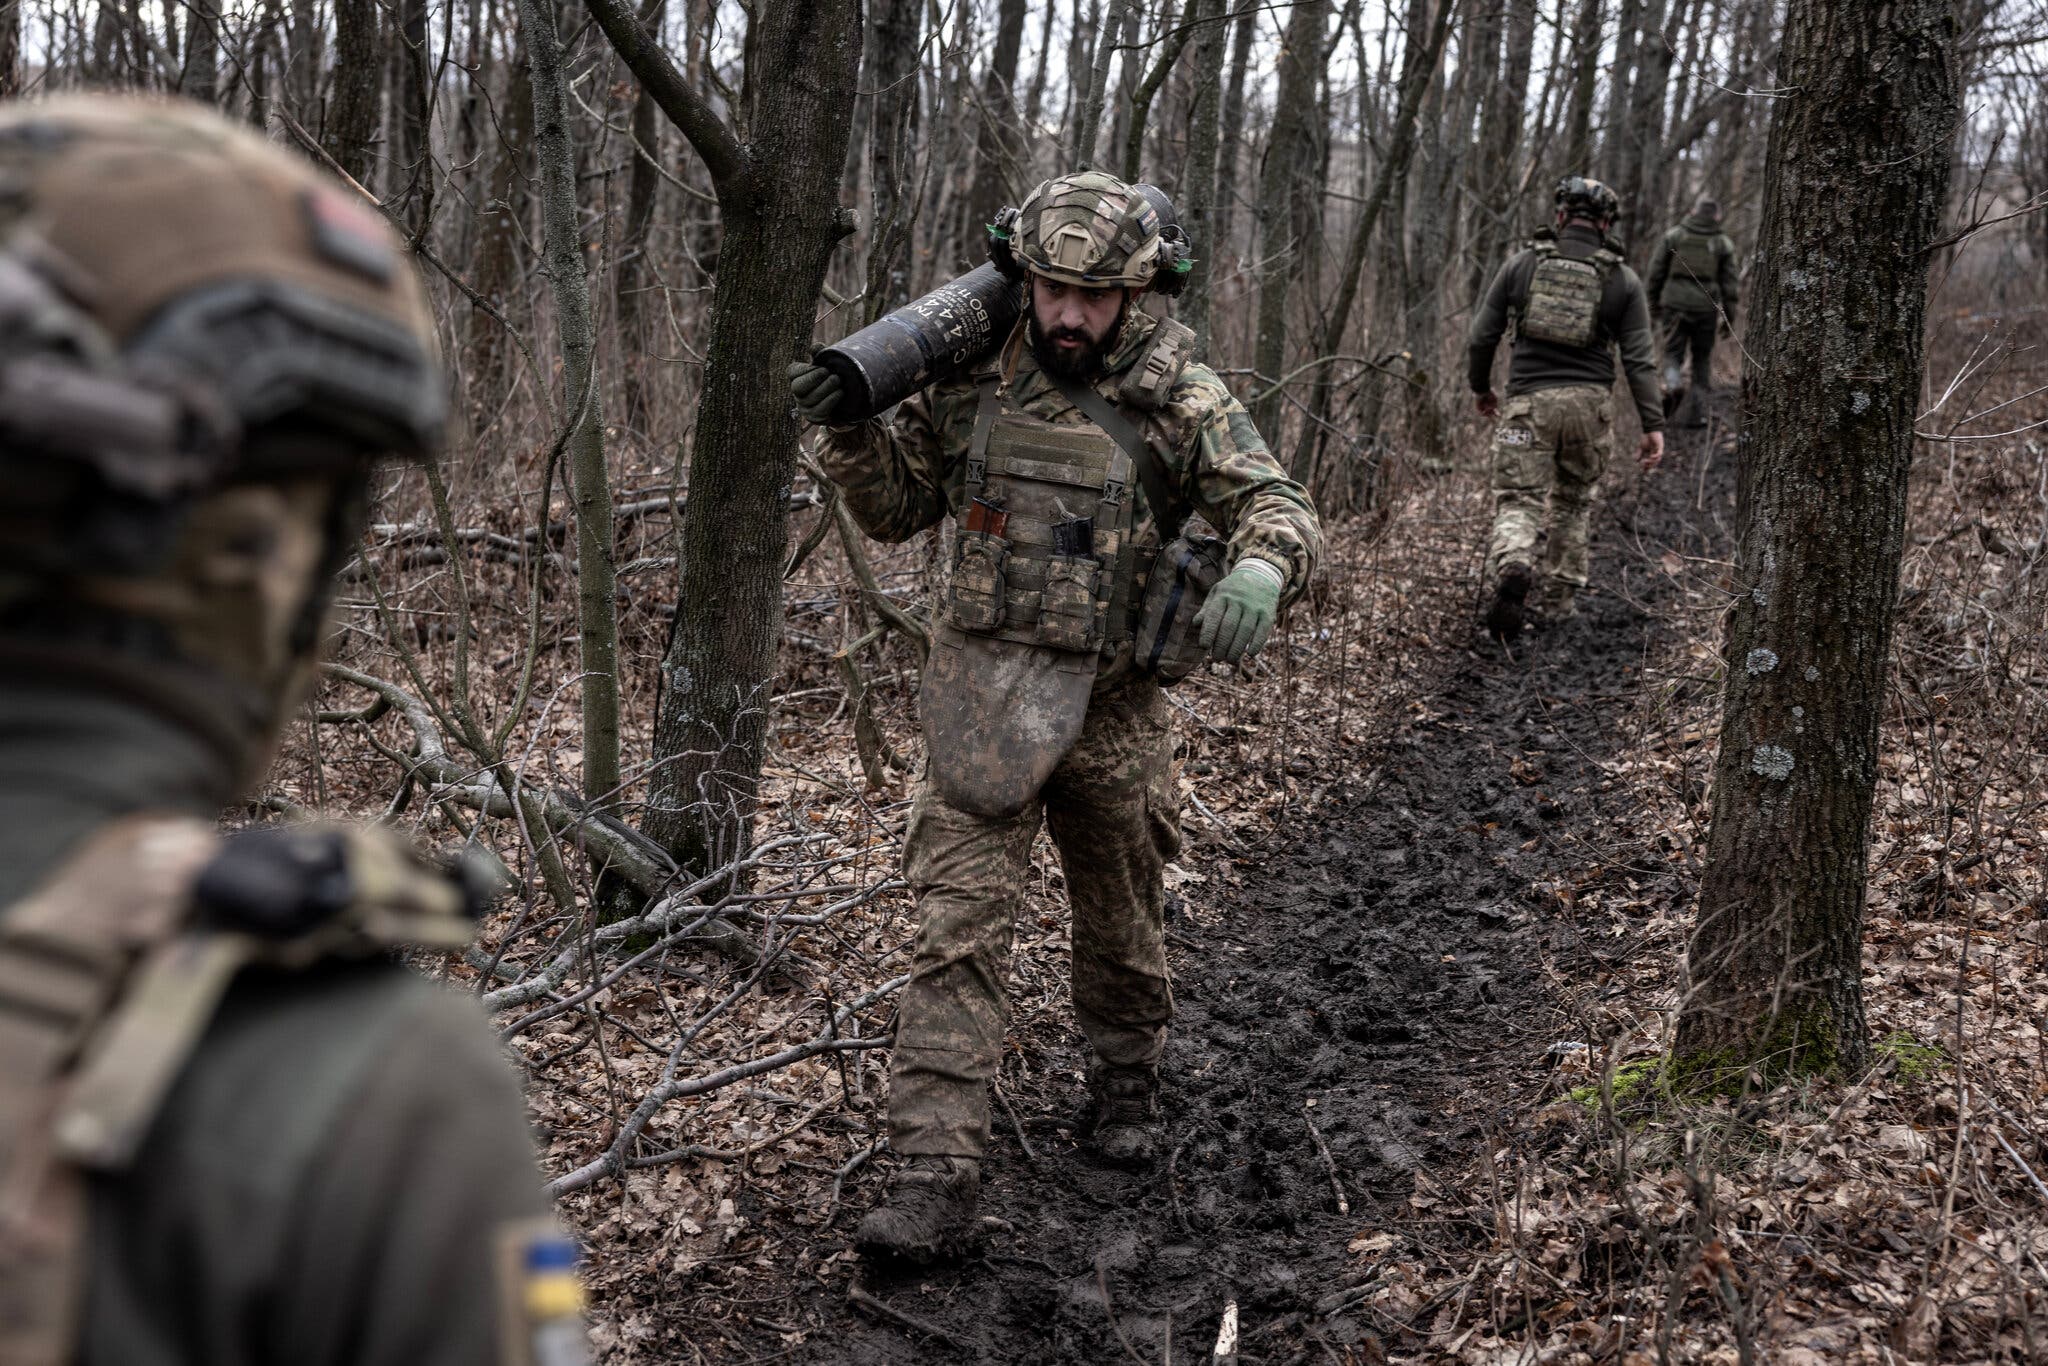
[1469, 176, 1665, 636]
[1647, 196, 1741, 428]
[0, 99, 587, 1366]
[788, 171, 1322, 1265]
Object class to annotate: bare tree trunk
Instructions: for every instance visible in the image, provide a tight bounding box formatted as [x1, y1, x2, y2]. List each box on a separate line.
[393, 0, 435, 234]
[1563, 0, 1603, 172]
[0, 1, 19, 97]
[179, 0, 219, 104]
[1288, 0, 1453, 477]
[1249, 0, 1331, 442]
[1075, 0, 1134, 167]
[1024, 0, 1056, 129]
[516, 0, 622, 811]
[1612, 0, 1671, 251]
[968, 0, 1029, 245]
[1120, 1, 1193, 183]
[1601, 0, 1643, 183]
[618, 38, 665, 430]
[1469, 0, 1537, 302]
[867, 0, 923, 310]
[1179, 0, 1227, 355]
[588, 0, 864, 870]
[469, 28, 533, 406]
[1214, 0, 1257, 250]
[326, 0, 382, 184]
[1674, 0, 1959, 1086]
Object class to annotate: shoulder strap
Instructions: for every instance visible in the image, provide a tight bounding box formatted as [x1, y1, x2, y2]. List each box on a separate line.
[0, 815, 217, 1366]
[1047, 369, 1185, 537]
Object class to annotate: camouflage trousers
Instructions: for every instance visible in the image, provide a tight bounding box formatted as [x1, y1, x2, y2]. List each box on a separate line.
[1486, 383, 1614, 592]
[888, 675, 1181, 1158]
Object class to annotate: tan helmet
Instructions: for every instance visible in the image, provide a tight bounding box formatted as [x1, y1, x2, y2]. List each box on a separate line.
[990, 170, 1190, 292]
[0, 96, 447, 781]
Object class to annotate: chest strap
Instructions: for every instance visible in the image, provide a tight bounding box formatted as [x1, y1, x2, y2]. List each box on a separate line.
[1047, 369, 1186, 539]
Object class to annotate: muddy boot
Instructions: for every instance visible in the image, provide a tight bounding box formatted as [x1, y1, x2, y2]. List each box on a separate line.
[1533, 581, 1578, 626]
[1485, 562, 1533, 639]
[1080, 1066, 1163, 1169]
[854, 1156, 981, 1265]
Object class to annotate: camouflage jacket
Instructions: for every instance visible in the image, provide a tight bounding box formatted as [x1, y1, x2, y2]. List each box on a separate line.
[820, 308, 1322, 654]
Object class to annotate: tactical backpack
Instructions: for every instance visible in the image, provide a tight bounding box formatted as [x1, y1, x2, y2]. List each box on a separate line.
[0, 818, 483, 1366]
[1664, 225, 1726, 310]
[1516, 240, 1622, 349]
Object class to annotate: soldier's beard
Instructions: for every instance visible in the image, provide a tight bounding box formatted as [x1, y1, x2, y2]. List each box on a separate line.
[1028, 306, 1122, 380]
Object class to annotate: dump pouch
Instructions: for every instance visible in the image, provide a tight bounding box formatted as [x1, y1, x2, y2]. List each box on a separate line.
[1132, 532, 1229, 684]
[919, 624, 1099, 818]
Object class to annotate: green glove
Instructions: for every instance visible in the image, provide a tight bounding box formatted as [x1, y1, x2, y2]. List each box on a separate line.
[1195, 559, 1285, 665]
[788, 361, 844, 425]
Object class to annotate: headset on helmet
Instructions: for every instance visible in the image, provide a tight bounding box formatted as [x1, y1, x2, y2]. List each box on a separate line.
[1554, 175, 1621, 225]
[987, 176, 1195, 298]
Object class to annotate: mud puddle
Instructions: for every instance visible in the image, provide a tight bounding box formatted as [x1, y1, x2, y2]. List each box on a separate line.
[777, 408, 1736, 1364]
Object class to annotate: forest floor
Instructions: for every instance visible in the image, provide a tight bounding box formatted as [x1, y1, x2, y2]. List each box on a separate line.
[742, 405, 1736, 1365]
[770, 405, 1728, 1366]
[299, 364, 2046, 1363]
[564, 382, 2044, 1365]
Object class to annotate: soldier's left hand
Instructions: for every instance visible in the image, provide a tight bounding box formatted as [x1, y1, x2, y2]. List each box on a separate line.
[1196, 559, 1285, 666]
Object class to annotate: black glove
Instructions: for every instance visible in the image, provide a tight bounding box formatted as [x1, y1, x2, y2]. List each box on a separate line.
[788, 361, 844, 425]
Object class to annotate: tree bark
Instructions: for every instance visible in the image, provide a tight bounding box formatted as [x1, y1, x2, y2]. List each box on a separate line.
[1612, 0, 1672, 251]
[1178, 0, 1227, 356]
[1075, 0, 1134, 167]
[1562, 0, 1603, 173]
[618, 34, 665, 429]
[178, 0, 219, 103]
[0, 1, 19, 98]
[468, 27, 533, 405]
[1249, 0, 1331, 442]
[1287, 0, 1453, 478]
[1120, 1, 1193, 183]
[393, 0, 435, 234]
[515, 0, 623, 811]
[1214, 0, 1258, 251]
[326, 0, 382, 185]
[866, 0, 924, 311]
[967, 0, 1028, 255]
[587, 0, 863, 870]
[1674, 0, 1959, 1086]
[1468, 0, 1536, 302]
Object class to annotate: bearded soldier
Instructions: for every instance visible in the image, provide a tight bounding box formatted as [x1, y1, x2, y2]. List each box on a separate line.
[1647, 196, 1741, 428]
[1469, 176, 1665, 636]
[0, 99, 584, 1365]
[787, 171, 1321, 1263]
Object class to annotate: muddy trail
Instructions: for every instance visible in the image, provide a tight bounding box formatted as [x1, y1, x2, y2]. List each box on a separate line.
[777, 406, 1737, 1364]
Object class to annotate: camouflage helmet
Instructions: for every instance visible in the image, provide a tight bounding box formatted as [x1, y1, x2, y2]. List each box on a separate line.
[0, 96, 446, 781]
[1554, 175, 1621, 224]
[990, 170, 1187, 292]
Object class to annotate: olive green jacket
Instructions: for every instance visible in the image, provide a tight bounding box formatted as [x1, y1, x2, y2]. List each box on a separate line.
[1647, 216, 1740, 317]
[0, 686, 555, 1366]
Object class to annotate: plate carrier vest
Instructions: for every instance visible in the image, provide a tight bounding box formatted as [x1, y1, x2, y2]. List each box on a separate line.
[1516, 239, 1622, 350]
